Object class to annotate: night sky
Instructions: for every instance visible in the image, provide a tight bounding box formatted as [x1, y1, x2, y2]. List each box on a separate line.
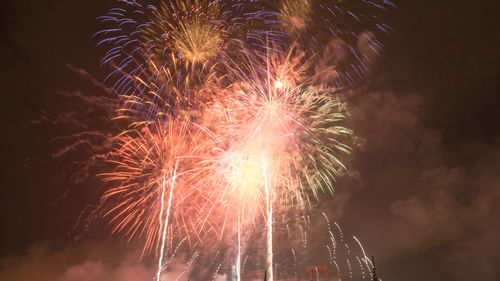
[1, 0, 499, 280]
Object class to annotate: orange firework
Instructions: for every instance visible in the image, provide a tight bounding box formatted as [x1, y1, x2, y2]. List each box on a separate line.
[188, 45, 351, 281]
[98, 43, 351, 281]
[204, 46, 351, 213]
[89, 1, 395, 279]
[100, 118, 217, 256]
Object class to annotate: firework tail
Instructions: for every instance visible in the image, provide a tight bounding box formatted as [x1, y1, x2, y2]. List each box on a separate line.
[156, 168, 177, 281]
[237, 211, 241, 281]
[263, 160, 273, 281]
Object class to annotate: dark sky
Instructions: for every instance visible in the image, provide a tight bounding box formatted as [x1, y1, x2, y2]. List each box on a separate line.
[1, 0, 499, 280]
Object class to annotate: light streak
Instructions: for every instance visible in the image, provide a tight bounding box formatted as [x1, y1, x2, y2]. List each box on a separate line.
[156, 168, 177, 281]
[237, 211, 241, 281]
[353, 235, 369, 263]
[264, 159, 274, 281]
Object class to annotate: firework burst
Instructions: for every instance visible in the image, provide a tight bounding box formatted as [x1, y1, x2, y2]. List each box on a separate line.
[275, 0, 395, 86]
[278, 0, 313, 33]
[88, 0, 394, 280]
[145, 0, 231, 64]
[97, 0, 235, 121]
[100, 118, 217, 256]
[204, 46, 351, 211]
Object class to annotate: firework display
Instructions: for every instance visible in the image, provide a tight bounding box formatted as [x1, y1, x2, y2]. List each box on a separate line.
[238, 212, 376, 281]
[275, 0, 395, 87]
[100, 119, 215, 255]
[93, 0, 391, 280]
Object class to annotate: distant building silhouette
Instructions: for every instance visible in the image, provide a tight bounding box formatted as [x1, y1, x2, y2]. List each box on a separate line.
[244, 260, 382, 281]
[371, 256, 378, 281]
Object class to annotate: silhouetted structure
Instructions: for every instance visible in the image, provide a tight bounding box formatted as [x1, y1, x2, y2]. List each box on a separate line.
[371, 256, 378, 281]
[244, 260, 385, 281]
[246, 265, 338, 281]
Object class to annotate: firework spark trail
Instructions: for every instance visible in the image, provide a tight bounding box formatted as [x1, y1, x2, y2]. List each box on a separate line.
[224, 214, 376, 280]
[96, 0, 228, 121]
[187, 44, 352, 278]
[274, 0, 395, 87]
[100, 119, 222, 257]
[237, 211, 241, 281]
[263, 159, 274, 281]
[156, 169, 176, 281]
[96, 0, 286, 122]
[99, 46, 350, 278]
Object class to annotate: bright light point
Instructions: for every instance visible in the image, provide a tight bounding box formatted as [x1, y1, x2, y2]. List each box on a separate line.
[225, 151, 268, 197]
[274, 80, 284, 89]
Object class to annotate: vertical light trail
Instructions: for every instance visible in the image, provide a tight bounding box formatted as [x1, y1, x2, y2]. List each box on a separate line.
[156, 168, 177, 281]
[237, 211, 241, 281]
[156, 174, 167, 281]
[263, 160, 273, 281]
[353, 236, 370, 264]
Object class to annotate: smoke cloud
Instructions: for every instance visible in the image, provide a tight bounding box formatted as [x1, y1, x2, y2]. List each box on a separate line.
[0, 242, 153, 281]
